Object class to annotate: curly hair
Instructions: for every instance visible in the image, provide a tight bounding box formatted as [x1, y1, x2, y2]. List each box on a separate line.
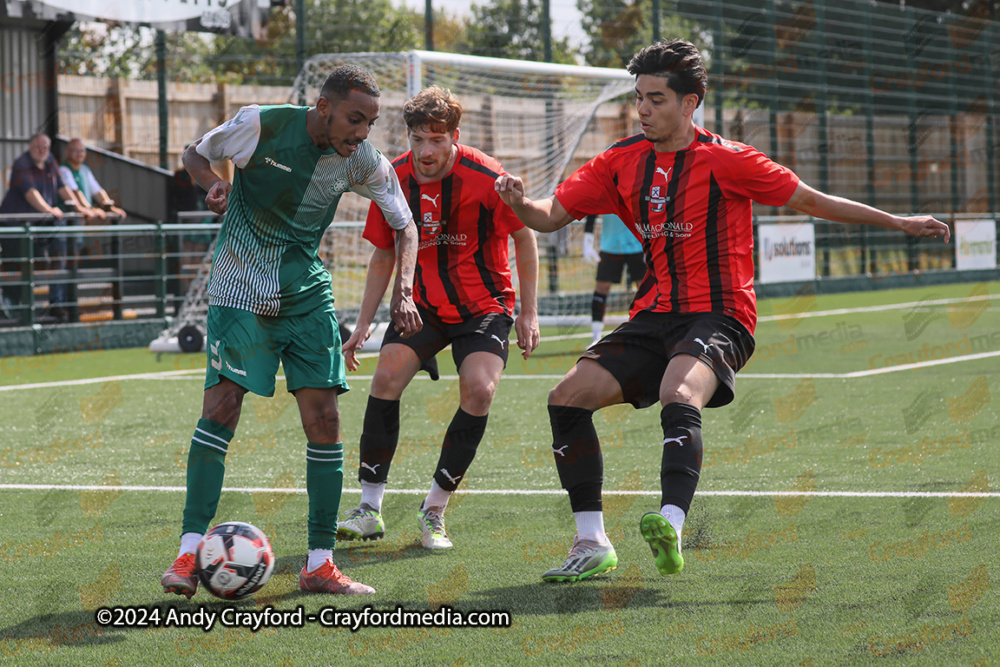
[320, 64, 380, 103]
[403, 86, 463, 134]
[626, 40, 707, 107]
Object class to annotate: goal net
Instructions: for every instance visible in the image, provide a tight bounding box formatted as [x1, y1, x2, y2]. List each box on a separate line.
[151, 51, 638, 351]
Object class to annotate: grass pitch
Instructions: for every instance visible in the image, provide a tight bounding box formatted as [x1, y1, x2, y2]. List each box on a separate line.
[1, 281, 998, 665]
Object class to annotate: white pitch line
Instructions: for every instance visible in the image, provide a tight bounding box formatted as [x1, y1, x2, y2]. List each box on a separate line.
[759, 293, 992, 323]
[3, 345, 998, 393]
[0, 483, 996, 498]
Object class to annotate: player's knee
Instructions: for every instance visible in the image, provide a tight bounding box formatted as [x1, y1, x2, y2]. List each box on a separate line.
[660, 385, 697, 407]
[461, 380, 496, 414]
[302, 404, 340, 442]
[370, 368, 407, 401]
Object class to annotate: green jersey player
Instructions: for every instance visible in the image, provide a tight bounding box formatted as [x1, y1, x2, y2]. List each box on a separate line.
[161, 65, 422, 597]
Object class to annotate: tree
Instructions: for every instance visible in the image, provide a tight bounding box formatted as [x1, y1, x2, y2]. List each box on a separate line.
[578, 0, 708, 68]
[463, 0, 578, 63]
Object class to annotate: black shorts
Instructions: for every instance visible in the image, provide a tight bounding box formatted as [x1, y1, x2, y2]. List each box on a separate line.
[581, 311, 755, 409]
[596, 251, 646, 285]
[382, 305, 514, 370]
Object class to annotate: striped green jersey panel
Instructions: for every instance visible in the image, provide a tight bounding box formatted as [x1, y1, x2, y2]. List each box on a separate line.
[207, 105, 384, 316]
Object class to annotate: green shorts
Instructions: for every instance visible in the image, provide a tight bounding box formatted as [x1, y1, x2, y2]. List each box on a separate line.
[204, 305, 349, 397]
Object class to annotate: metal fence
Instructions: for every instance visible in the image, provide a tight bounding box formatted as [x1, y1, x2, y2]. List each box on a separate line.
[1, 210, 994, 331]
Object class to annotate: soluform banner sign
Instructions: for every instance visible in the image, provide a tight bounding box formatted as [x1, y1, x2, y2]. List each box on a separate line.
[954, 220, 997, 270]
[757, 222, 816, 283]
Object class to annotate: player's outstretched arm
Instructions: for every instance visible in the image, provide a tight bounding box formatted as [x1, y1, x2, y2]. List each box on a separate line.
[785, 181, 951, 243]
[511, 226, 540, 359]
[390, 219, 422, 338]
[495, 174, 575, 233]
[343, 247, 395, 372]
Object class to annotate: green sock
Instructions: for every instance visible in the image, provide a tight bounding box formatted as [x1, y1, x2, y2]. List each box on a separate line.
[181, 419, 233, 535]
[307, 442, 344, 550]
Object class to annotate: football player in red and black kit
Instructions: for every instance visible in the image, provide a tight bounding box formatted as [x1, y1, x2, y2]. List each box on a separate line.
[496, 39, 950, 582]
[340, 86, 540, 549]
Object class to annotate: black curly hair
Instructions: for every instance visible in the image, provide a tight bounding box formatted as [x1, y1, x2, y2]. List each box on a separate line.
[626, 40, 707, 108]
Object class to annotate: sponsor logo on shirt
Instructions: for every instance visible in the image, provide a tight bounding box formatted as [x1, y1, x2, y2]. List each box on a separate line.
[331, 178, 350, 194]
[638, 220, 694, 240]
[419, 232, 468, 250]
[421, 193, 441, 207]
[263, 156, 291, 173]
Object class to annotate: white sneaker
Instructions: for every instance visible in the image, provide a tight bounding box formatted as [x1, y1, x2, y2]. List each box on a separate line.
[337, 504, 385, 541]
[417, 503, 452, 549]
[541, 535, 618, 582]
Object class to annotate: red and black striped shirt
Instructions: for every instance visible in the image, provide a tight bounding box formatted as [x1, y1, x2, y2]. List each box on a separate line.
[365, 144, 524, 323]
[555, 127, 799, 334]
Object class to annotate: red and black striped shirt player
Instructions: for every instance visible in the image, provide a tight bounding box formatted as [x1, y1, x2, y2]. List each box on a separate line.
[495, 39, 949, 584]
[340, 86, 539, 551]
[365, 144, 524, 324]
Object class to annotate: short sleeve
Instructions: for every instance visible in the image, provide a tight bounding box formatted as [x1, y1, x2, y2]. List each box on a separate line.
[352, 153, 411, 231]
[85, 168, 102, 194]
[554, 152, 620, 220]
[362, 200, 396, 250]
[59, 166, 78, 191]
[195, 105, 262, 169]
[716, 147, 799, 207]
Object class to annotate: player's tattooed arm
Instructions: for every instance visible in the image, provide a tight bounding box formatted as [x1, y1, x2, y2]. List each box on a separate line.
[390, 219, 422, 338]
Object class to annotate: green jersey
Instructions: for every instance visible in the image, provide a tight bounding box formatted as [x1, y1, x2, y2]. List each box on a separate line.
[195, 104, 411, 316]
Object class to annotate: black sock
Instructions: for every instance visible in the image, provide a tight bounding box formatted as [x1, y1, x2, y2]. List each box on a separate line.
[432, 408, 488, 491]
[358, 396, 399, 484]
[548, 405, 603, 512]
[660, 402, 703, 514]
[591, 291, 607, 323]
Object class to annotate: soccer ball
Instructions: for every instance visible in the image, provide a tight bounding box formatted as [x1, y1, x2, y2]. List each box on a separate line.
[196, 522, 275, 600]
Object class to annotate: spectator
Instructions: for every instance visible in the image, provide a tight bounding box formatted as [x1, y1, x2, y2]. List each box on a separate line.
[60, 138, 126, 257]
[0, 133, 77, 322]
